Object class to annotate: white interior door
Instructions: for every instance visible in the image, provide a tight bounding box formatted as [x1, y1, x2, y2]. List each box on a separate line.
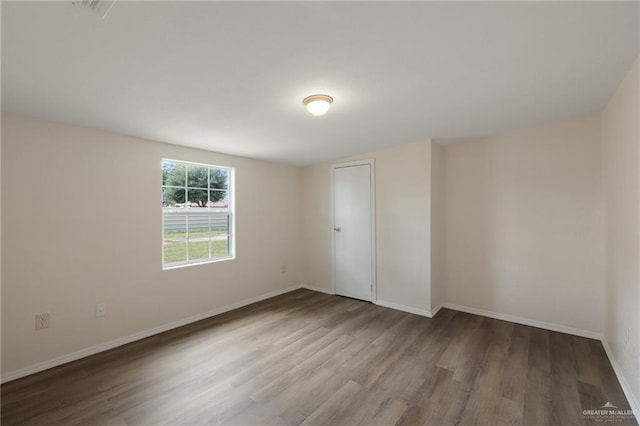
[333, 162, 375, 302]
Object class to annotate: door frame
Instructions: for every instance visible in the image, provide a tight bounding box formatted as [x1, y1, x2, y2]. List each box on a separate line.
[331, 159, 377, 303]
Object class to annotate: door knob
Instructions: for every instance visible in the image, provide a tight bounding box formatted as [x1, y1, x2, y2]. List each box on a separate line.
[334, 227, 341, 232]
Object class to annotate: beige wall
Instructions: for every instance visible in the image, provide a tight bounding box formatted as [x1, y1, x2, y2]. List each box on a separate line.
[601, 57, 639, 408]
[301, 163, 333, 293]
[301, 141, 433, 314]
[430, 141, 445, 311]
[0, 31, 2, 388]
[442, 115, 604, 333]
[1, 114, 303, 376]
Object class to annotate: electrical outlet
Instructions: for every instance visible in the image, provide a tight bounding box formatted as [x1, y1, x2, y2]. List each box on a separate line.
[96, 303, 106, 318]
[281, 263, 287, 274]
[35, 313, 50, 330]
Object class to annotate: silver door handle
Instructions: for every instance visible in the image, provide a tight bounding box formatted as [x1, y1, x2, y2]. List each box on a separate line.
[334, 227, 341, 232]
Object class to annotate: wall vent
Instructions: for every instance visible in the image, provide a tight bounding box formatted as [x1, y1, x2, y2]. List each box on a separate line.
[71, 0, 116, 19]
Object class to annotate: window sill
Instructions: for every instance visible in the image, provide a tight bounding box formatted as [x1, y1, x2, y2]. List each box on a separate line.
[162, 256, 235, 270]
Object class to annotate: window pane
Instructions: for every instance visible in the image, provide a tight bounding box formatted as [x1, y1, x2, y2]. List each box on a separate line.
[210, 168, 229, 190]
[163, 187, 185, 207]
[164, 239, 187, 264]
[188, 240, 210, 261]
[163, 162, 185, 187]
[188, 214, 210, 237]
[211, 213, 229, 236]
[211, 236, 230, 257]
[163, 214, 187, 238]
[162, 160, 233, 268]
[187, 189, 208, 208]
[210, 190, 228, 208]
[187, 165, 209, 189]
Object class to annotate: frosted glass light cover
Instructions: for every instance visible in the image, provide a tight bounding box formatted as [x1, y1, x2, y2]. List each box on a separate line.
[303, 94, 333, 116]
[306, 100, 331, 116]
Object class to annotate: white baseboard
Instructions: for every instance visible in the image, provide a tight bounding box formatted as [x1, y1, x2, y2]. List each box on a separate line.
[439, 302, 637, 418]
[6, 283, 630, 421]
[376, 299, 434, 318]
[441, 302, 603, 340]
[299, 284, 334, 295]
[430, 304, 442, 317]
[601, 339, 640, 418]
[1, 285, 301, 384]
[300, 289, 437, 319]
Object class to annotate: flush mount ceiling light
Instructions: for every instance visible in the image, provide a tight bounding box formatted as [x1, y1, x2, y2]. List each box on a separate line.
[303, 94, 333, 117]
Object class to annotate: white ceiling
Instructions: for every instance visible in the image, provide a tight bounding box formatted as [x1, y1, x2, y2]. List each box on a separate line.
[2, 1, 639, 166]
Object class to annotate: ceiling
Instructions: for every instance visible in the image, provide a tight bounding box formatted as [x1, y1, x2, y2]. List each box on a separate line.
[2, 1, 639, 166]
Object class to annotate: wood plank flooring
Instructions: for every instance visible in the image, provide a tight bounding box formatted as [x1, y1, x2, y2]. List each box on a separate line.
[2, 289, 637, 425]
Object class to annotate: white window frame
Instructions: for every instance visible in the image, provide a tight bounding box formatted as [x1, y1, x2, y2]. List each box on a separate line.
[161, 159, 235, 269]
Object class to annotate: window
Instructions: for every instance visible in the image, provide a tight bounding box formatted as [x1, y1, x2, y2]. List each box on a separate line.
[162, 159, 234, 268]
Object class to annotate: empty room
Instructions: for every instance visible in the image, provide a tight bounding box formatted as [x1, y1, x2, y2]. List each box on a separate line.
[1, 1, 639, 425]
